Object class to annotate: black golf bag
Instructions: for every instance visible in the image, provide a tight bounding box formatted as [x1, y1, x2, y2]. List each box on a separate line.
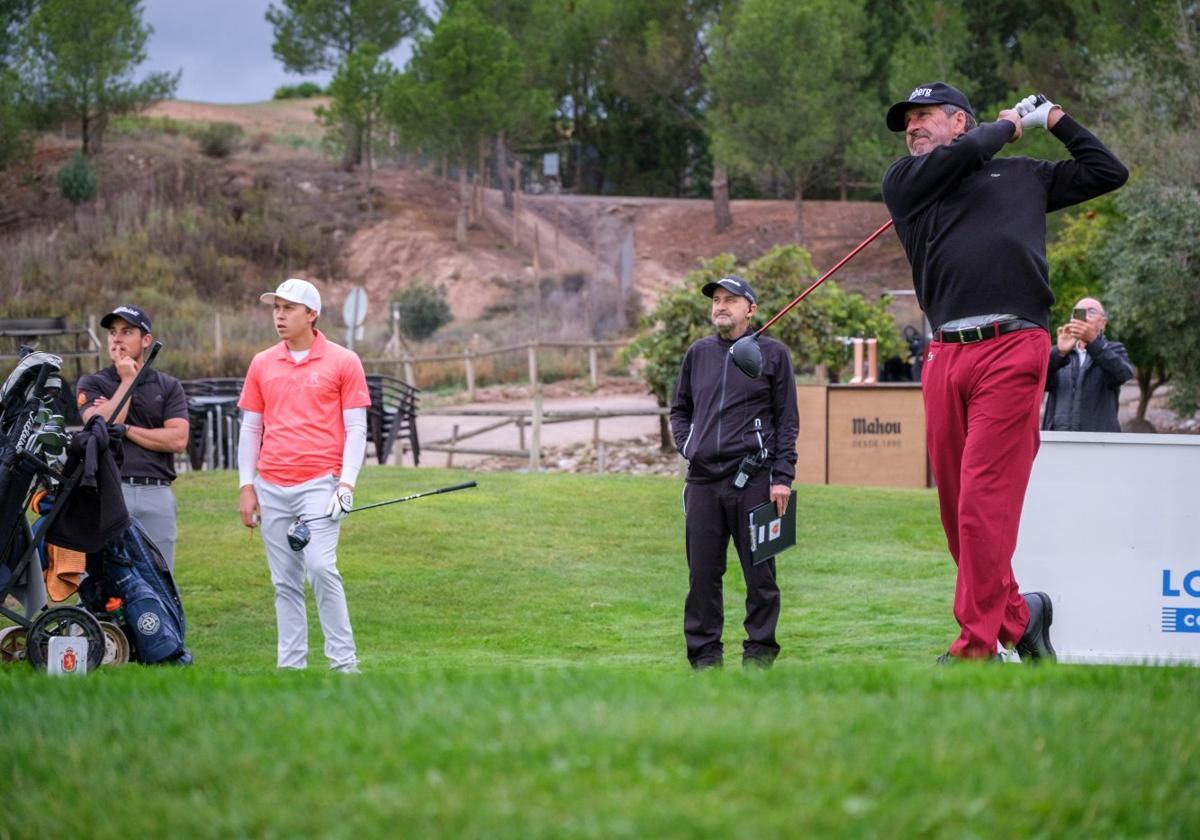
[38, 418, 191, 666]
[78, 522, 192, 665]
[0, 350, 64, 606]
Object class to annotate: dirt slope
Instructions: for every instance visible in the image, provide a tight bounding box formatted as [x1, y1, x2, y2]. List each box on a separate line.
[10, 99, 916, 332]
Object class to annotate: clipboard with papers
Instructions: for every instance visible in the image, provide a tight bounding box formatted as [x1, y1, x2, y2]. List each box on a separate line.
[748, 490, 797, 565]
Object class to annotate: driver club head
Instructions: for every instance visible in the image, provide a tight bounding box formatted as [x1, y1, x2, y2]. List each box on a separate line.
[730, 334, 763, 379]
[286, 519, 312, 552]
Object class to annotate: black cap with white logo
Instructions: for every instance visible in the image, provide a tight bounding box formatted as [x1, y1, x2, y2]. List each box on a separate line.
[100, 304, 152, 334]
[702, 275, 757, 305]
[886, 82, 975, 132]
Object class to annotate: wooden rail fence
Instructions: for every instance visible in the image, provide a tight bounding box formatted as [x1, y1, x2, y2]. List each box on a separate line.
[364, 339, 629, 399]
[421, 398, 669, 471]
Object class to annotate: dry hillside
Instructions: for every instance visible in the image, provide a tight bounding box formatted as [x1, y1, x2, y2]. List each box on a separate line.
[6, 99, 917, 335]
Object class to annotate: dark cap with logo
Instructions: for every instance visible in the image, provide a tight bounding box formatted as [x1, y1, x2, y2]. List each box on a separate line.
[100, 304, 152, 334]
[702, 275, 757, 305]
[886, 82, 975, 132]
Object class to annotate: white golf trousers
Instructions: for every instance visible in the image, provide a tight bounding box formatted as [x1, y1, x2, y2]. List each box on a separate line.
[254, 474, 358, 671]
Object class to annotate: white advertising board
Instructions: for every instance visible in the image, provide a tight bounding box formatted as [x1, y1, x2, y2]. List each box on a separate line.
[1013, 431, 1200, 665]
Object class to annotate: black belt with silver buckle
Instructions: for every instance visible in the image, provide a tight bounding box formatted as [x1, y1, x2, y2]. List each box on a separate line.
[122, 476, 171, 487]
[933, 318, 1042, 344]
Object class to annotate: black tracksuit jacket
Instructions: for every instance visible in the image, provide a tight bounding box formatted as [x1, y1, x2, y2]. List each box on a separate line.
[670, 333, 799, 485]
[881, 115, 1128, 331]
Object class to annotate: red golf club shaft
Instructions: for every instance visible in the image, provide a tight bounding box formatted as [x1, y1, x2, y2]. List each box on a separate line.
[756, 219, 894, 336]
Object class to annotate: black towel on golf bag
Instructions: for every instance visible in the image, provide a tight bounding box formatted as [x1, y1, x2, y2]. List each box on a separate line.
[102, 522, 191, 665]
[44, 416, 130, 553]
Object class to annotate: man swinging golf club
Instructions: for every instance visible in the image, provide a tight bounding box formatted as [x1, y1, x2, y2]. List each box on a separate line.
[881, 83, 1127, 663]
[237, 278, 371, 673]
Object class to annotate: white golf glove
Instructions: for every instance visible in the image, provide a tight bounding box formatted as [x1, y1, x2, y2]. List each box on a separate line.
[325, 485, 353, 522]
[1014, 94, 1056, 129]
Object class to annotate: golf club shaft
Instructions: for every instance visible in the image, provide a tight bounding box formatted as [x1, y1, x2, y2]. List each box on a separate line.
[347, 480, 478, 513]
[756, 219, 894, 336]
[106, 340, 163, 425]
[300, 480, 478, 524]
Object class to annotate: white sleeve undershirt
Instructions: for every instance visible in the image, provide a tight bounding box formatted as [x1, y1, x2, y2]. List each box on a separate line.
[236, 407, 368, 488]
[339, 407, 367, 488]
[237, 410, 263, 488]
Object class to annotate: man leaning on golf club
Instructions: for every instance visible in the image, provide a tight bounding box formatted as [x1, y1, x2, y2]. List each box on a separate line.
[881, 83, 1127, 662]
[237, 278, 372, 673]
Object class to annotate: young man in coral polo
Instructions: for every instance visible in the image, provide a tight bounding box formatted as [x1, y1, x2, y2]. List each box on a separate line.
[237, 278, 371, 672]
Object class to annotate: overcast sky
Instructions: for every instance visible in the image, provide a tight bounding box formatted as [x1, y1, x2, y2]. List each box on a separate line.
[141, 0, 415, 104]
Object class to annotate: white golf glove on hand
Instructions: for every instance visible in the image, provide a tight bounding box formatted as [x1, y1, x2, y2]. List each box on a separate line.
[1014, 94, 1055, 129]
[325, 485, 353, 522]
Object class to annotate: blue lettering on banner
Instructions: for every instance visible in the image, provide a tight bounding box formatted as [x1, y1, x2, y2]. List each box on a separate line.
[1161, 607, 1200, 634]
[1161, 570, 1200, 598]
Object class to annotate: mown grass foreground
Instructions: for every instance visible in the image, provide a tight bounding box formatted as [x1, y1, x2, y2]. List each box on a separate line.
[2, 469, 1197, 837]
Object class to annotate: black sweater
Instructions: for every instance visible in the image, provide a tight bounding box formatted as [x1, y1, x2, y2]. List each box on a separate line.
[670, 334, 799, 485]
[881, 115, 1128, 331]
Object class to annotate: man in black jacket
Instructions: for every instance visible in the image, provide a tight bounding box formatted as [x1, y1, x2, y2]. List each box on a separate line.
[1043, 297, 1132, 432]
[670, 276, 799, 669]
[881, 83, 1127, 663]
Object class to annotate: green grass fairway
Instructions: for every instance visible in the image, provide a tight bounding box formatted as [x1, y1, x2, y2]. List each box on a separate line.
[2, 469, 1197, 837]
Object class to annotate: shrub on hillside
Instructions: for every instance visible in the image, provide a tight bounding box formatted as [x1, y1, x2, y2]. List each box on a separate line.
[273, 81, 324, 99]
[197, 122, 243, 158]
[57, 151, 97, 205]
[395, 284, 452, 340]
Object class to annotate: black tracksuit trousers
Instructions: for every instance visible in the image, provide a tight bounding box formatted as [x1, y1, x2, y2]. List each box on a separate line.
[683, 468, 780, 665]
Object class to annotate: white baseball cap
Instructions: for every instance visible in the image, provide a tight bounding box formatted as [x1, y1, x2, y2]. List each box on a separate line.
[260, 278, 322, 314]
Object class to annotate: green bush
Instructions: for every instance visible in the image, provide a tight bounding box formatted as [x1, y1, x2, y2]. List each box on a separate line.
[57, 151, 97, 205]
[394, 284, 452, 340]
[273, 81, 325, 99]
[196, 121, 243, 158]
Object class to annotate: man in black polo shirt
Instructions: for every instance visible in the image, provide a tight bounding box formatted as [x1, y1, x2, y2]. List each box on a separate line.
[77, 305, 190, 572]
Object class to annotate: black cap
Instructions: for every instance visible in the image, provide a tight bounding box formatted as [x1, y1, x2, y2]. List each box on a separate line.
[100, 304, 152, 334]
[702, 275, 756, 305]
[886, 82, 975, 132]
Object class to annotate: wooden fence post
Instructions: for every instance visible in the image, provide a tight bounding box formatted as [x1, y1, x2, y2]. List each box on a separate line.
[527, 343, 539, 389]
[465, 348, 476, 401]
[592, 409, 603, 473]
[529, 392, 543, 470]
[588, 345, 598, 388]
[446, 424, 459, 469]
[403, 354, 416, 388]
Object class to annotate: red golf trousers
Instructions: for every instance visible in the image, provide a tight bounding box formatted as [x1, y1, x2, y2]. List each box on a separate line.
[922, 327, 1049, 659]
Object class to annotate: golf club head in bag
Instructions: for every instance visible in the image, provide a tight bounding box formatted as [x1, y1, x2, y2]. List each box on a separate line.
[285, 480, 479, 552]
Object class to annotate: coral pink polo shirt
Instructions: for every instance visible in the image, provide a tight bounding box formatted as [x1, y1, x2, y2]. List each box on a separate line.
[238, 329, 372, 486]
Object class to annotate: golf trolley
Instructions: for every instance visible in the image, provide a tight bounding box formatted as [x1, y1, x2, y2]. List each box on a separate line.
[0, 344, 189, 672]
